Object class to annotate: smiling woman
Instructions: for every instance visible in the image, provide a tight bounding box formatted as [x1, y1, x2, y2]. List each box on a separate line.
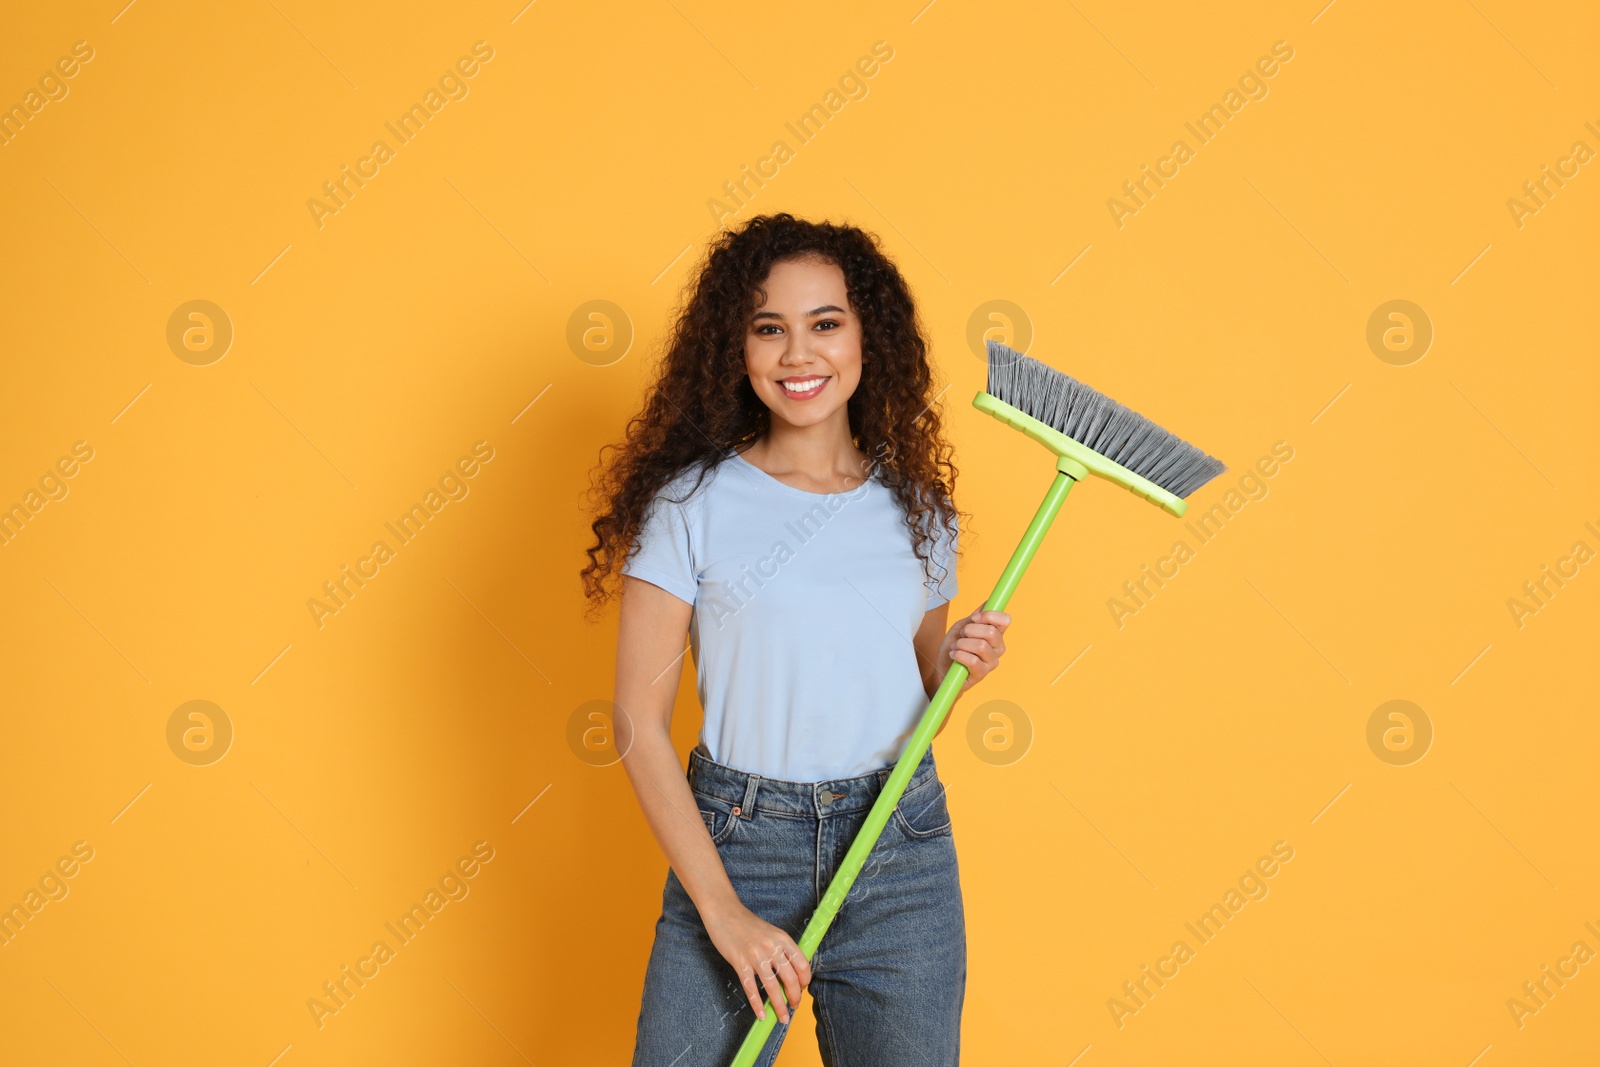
[739, 259, 867, 475]
[583, 214, 1012, 1066]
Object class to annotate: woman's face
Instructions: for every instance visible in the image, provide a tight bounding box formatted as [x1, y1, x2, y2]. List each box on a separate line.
[744, 256, 863, 430]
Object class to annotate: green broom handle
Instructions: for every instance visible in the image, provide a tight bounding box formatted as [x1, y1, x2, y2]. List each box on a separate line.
[727, 463, 1081, 1066]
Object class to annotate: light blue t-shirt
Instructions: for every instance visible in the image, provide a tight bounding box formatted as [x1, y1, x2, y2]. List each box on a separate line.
[622, 447, 959, 782]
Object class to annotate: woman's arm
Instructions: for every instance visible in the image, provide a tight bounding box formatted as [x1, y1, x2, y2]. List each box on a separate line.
[615, 575, 737, 919]
[913, 602, 1012, 737]
[615, 575, 810, 1023]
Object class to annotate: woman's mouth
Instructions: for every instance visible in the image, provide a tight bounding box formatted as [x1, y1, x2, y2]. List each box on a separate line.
[779, 375, 830, 401]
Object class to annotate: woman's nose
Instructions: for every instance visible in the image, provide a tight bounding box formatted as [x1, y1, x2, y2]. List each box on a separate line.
[779, 339, 814, 365]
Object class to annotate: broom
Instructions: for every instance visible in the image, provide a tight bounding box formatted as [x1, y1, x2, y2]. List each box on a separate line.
[725, 339, 1226, 1065]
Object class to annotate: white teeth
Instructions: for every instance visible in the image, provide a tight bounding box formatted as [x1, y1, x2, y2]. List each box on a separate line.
[782, 378, 826, 394]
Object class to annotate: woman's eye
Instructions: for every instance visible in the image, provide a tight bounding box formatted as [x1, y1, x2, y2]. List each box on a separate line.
[756, 324, 782, 335]
[814, 320, 839, 331]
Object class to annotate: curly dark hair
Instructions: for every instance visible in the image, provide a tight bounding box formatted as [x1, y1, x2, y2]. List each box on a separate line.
[580, 212, 963, 615]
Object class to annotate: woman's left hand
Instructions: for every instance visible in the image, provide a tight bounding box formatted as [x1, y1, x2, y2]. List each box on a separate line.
[940, 608, 1011, 692]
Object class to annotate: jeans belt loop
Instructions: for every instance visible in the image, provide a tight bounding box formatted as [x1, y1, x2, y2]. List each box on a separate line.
[738, 774, 760, 820]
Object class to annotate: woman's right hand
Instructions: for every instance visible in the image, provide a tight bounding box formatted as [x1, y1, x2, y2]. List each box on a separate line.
[703, 902, 812, 1024]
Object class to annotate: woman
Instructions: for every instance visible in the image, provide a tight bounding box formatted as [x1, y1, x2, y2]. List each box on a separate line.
[582, 213, 1011, 1066]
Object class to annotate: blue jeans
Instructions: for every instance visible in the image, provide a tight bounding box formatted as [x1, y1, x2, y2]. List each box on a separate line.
[631, 743, 966, 1067]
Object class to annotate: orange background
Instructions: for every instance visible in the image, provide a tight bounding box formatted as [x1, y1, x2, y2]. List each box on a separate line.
[1, 1, 1596, 1064]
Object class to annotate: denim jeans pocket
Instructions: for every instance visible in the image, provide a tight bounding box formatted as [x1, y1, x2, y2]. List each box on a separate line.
[892, 775, 953, 840]
[694, 790, 741, 846]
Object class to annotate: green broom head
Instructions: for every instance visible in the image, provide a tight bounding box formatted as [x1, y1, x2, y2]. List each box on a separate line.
[975, 339, 1226, 518]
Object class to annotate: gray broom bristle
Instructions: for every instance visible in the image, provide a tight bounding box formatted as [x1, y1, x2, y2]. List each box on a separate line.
[986, 339, 1226, 499]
